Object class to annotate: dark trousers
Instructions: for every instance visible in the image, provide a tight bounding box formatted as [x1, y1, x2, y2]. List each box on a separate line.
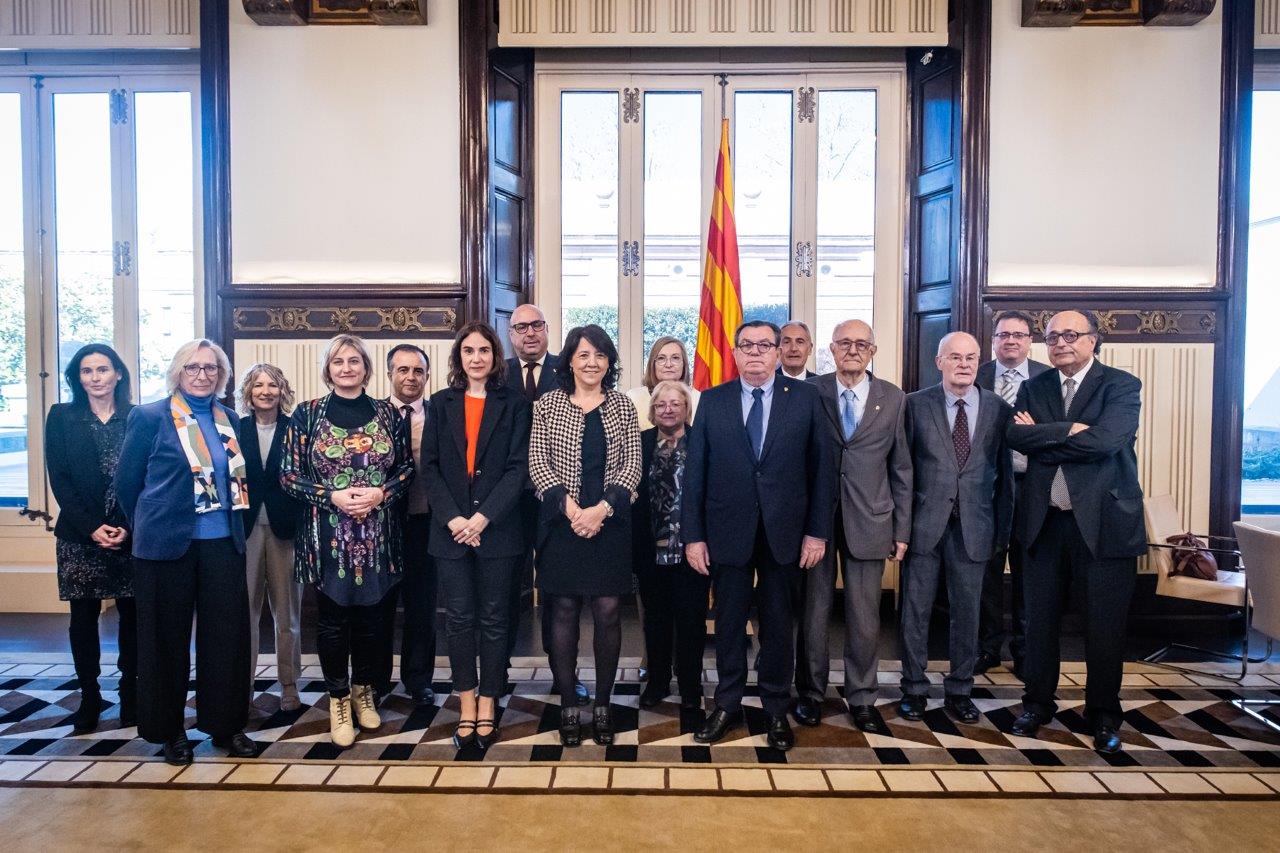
[439, 553, 519, 697]
[317, 589, 388, 698]
[134, 538, 250, 744]
[69, 597, 137, 699]
[375, 513, 437, 695]
[1021, 508, 1136, 729]
[635, 558, 710, 698]
[899, 515, 986, 697]
[507, 491, 538, 658]
[978, 476, 1026, 662]
[711, 523, 798, 717]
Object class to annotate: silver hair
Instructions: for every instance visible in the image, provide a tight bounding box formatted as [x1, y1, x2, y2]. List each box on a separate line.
[936, 331, 980, 357]
[647, 379, 694, 427]
[165, 339, 232, 397]
[780, 319, 812, 338]
[236, 362, 297, 416]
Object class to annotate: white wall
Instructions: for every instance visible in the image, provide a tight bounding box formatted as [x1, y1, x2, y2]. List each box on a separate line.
[229, 1, 461, 284]
[988, 0, 1222, 288]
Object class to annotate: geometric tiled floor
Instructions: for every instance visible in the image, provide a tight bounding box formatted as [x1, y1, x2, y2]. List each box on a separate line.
[2, 653, 1278, 798]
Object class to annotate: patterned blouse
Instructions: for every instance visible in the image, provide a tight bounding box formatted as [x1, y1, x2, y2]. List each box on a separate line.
[528, 388, 641, 510]
[279, 393, 414, 606]
[649, 433, 687, 566]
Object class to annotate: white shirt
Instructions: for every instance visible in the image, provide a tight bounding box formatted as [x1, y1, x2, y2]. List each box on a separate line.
[835, 372, 871, 426]
[518, 352, 550, 390]
[779, 364, 810, 380]
[391, 394, 430, 516]
[255, 420, 276, 527]
[994, 360, 1031, 474]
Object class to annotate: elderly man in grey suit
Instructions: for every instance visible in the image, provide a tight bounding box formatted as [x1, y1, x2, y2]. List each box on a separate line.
[899, 332, 1013, 724]
[793, 319, 911, 733]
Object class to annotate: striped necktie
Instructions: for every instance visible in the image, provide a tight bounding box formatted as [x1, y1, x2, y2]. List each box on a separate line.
[998, 369, 1018, 406]
[1049, 377, 1077, 509]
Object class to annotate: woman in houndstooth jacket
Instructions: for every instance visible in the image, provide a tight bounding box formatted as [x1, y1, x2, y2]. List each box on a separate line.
[528, 324, 641, 748]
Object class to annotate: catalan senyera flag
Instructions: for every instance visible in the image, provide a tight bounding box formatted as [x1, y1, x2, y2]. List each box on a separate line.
[693, 118, 743, 392]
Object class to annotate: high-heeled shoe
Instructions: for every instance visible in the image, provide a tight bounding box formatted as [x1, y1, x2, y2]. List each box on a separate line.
[475, 718, 499, 749]
[453, 720, 477, 749]
[559, 708, 581, 747]
[592, 705, 614, 746]
[70, 691, 102, 735]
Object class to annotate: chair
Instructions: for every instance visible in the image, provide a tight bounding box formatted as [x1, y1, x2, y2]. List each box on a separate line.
[1231, 522, 1280, 732]
[1141, 495, 1270, 681]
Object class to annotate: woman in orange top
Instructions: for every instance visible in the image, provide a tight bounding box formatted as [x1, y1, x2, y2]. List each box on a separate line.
[421, 322, 531, 749]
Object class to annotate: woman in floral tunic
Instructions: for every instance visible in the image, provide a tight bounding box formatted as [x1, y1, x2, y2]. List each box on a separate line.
[280, 334, 414, 748]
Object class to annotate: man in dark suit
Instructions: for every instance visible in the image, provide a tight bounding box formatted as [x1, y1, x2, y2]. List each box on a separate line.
[1008, 310, 1144, 754]
[684, 320, 838, 751]
[794, 319, 911, 733]
[378, 344, 437, 707]
[501, 303, 588, 703]
[974, 310, 1050, 678]
[899, 332, 1013, 724]
[777, 320, 818, 380]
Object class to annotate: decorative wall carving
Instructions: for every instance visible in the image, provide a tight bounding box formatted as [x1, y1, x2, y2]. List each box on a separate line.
[240, 0, 426, 25]
[988, 297, 1220, 343]
[1, 0, 198, 46]
[233, 338, 453, 403]
[233, 304, 456, 334]
[1022, 0, 1215, 26]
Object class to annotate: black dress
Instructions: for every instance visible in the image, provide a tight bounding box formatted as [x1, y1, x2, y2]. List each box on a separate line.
[536, 408, 632, 596]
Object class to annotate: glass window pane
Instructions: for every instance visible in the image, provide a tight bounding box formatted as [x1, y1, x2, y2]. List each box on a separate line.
[734, 91, 792, 328]
[560, 92, 619, 344]
[642, 91, 701, 368]
[53, 92, 114, 402]
[0, 94, 27, 504]
[1243, 90, 1280, 513]
[135, 91, 195, 403]
[815, 90, 876, 374]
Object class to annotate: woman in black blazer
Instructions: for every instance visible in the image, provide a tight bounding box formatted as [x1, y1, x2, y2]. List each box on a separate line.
[422, 322, 531, 749]
[236, 363, 303, 713]
[45, 344, 135, 735]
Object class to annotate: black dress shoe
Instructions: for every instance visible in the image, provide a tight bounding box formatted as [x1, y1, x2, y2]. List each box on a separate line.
[162, 737, 193, 766]
[213, 732, 257, 758]
[944, 695, 981, 724]
[680, 695, 704, 713]
[791, 696, 821, 727]
[1010, 709, 1050, 737]
[1093, 725, 1122, 754]
[574, 680, 591, 707]
[592, 705, 614, 746]
[70, 692, 102, 734]
[639, 684, 670, 709]
[475, 719, 499, 749]
[409, 687, 436, 708]
[694, 707, 738, 744]
[973, 651, 1002, 675]
[849, 704, 885, 734]
[766, 715, 795, 751]
[898, 693, 928, 721]
[559, 708, 581, 747]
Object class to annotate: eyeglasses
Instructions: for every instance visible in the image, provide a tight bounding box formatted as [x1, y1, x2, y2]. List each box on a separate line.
[736, 341, 777, 355]
[1044, 330, 1095, 346]
[833, 339, 874, 354]
[182, 364, 219, 378]
[941, 354, 979, 365]
[511, 320, 547, 334]
[993, 331, 1031, 341]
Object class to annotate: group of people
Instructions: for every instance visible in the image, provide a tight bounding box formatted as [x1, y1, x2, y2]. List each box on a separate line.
[47, 301, 1145, 764]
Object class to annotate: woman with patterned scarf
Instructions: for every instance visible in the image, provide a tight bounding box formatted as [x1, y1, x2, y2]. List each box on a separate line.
[280, 334, 415, 748]
[116, 339, 256, 767]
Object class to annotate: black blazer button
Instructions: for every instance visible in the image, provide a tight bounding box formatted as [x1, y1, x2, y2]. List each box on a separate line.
[473, 500, 480, 506]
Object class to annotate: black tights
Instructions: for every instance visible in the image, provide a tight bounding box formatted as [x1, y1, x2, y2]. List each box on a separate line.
[69, 598, 137, 696]
[548, 594, 620, 709]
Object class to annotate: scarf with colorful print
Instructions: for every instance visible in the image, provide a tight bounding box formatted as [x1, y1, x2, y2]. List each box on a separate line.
[169, 393, 250, 514]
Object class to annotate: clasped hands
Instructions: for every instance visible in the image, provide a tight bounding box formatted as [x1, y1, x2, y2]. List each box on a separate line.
[91, 524, 128, 550]
[447, 513, 489, 547]
[330, 486, 386, 522]
[1012, 412, 1090, 435]
[565, 496, 609, 540]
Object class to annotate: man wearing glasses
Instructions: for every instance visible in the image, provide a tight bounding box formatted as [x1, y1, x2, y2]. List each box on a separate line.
[505, 304, 558, 402]
[793, 319, 911, 734]
[974, 311, 1050, 680]
[1007, 310, 1144, 754]
[683, 320, 837, 751]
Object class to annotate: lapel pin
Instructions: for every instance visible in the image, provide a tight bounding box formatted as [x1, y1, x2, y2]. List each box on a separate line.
[875, 405, 880, 411]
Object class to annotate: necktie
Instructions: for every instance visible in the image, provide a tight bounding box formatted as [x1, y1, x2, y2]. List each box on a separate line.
[998, 369, 1018, 406]
[746, 387, 764, 460]
[523, 361, 538, 401]
[1050, 377, 1077, 509]
[840, 389, 858, 442]
[400, 404, 412, 420]
[952, 398, 971, 469]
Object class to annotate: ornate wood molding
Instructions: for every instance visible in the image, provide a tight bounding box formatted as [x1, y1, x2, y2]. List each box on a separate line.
[232, 305, 457, 334]
[221, 284, 464, 341]
[1022, 0, 1216, 27]
[982, 290, 1223, 343]
[241, 0, 426, 25]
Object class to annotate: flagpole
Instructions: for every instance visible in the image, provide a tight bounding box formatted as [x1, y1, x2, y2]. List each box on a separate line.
[717, 73, 727, 120]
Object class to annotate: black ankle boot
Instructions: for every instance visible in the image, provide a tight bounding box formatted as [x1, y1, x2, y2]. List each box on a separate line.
[70, 690, 102, 734]
[592, 705, 614, 746]
[559, 708, 581, 747]
[117, 676, 137, 728]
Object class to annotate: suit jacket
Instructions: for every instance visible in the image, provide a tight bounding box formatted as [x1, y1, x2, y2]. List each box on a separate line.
[45, 402, 133, 545]
[421, 384, 531, 560]
[809, 372, 912, 561]
[904, 384, 1014, 562]
[976, 358, 1051, 393]
[505, 353, 560, 400]
[1007, 360, 1145, 559]
[115, 397, 248, 560]
[683, 376, 837, 567]
[237, 415, 298, 540]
